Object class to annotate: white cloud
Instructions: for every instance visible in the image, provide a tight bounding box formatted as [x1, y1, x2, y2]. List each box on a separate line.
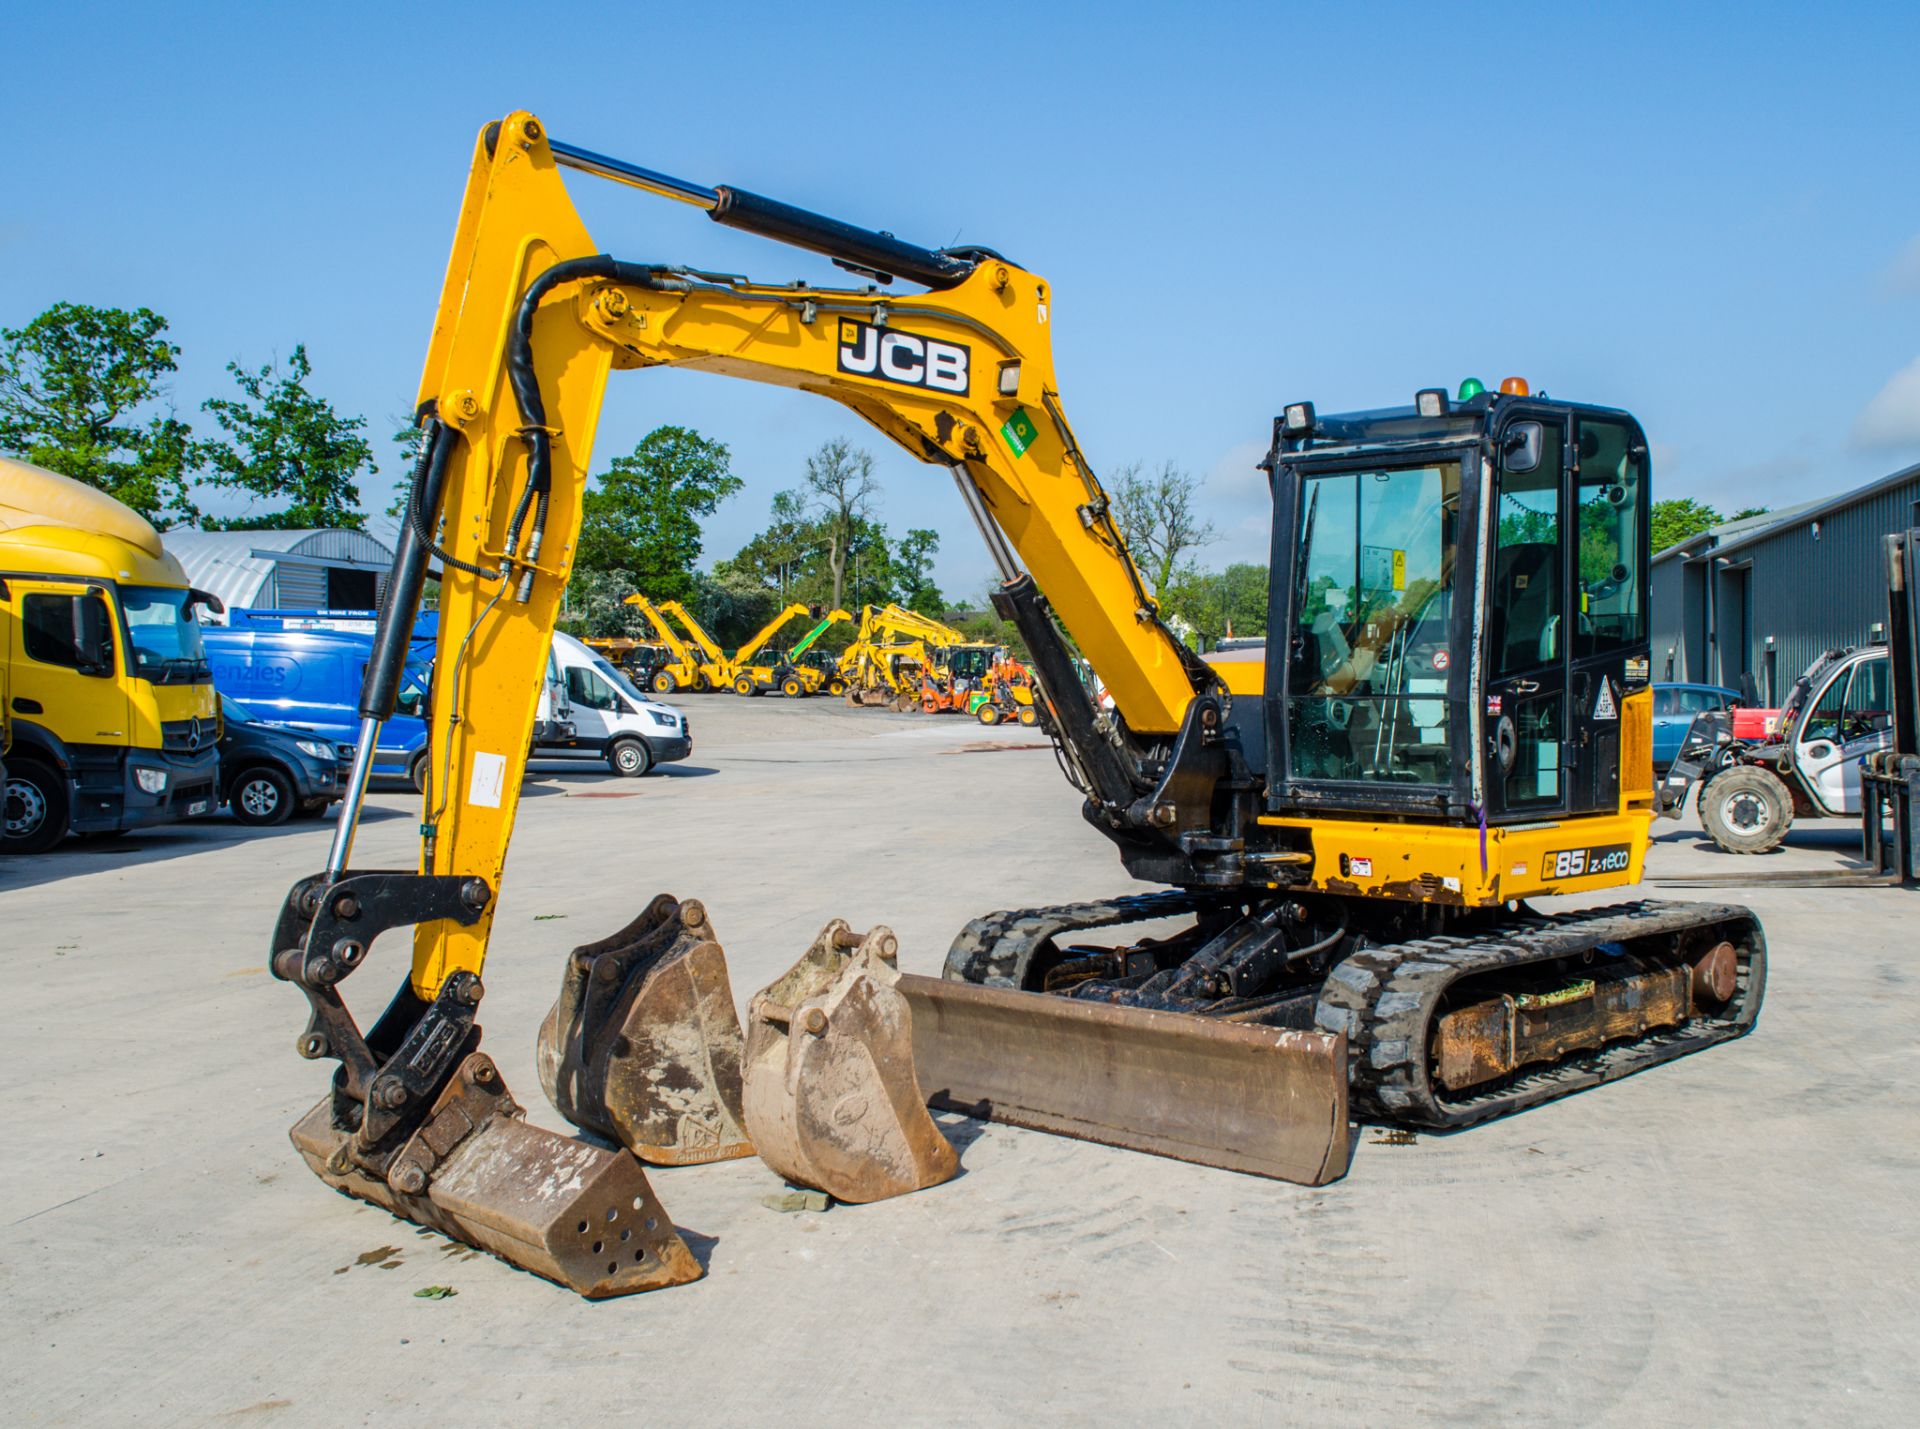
[1852, 356, 1920, 450]
[1881, 234, 1920, 299]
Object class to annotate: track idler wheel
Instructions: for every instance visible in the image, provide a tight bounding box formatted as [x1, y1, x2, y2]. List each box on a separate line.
[291, 1052, 702, 1298]
[742, 920, 959, 1203]
[536, 894, 753, 1165]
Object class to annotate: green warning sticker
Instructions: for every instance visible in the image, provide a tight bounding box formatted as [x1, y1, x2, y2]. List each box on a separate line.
[1000, 407, 1039, 458]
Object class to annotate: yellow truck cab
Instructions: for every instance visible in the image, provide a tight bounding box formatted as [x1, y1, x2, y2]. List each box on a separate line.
[1, 457, 220, 852]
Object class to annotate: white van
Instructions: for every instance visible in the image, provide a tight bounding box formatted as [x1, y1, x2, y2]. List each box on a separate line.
[538, 631, 692, 776]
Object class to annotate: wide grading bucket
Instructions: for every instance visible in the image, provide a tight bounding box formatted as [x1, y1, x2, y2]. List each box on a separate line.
[898, 976, 1351, 1186]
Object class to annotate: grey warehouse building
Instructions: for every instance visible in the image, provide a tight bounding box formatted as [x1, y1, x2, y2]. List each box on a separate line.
[1651, 462, 1920, 706]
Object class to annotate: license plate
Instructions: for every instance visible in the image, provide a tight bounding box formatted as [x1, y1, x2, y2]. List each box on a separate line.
[188, 800, 210, 817]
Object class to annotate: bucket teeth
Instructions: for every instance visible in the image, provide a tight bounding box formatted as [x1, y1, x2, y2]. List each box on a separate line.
[536, 894, 754, 1165]
[291, 1052, 702, 1298]
[741, 920, 959, 1203]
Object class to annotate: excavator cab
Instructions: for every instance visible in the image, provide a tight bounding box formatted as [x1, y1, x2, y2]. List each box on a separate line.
[1266, 386, 1654, 827]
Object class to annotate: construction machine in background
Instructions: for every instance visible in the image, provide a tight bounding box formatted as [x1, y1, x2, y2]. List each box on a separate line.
[272, 111, 1765, 1299]
[971, 652, 1040, 726]
[655, 601, 733, 691]
[836, 604, 966, 708]
[722, 601, 813, 695]
[623, 594, 713, 694]
[782, 608, 852, 694]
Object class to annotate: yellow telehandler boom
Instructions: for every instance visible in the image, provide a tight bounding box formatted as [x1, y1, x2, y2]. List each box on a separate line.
[655, 599, 733, 689]
[725, 601, 813, 695]
[621, 592, 709, 693]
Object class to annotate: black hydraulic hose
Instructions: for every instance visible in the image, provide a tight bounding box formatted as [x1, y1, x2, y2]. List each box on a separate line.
[503, 255, 667, 600]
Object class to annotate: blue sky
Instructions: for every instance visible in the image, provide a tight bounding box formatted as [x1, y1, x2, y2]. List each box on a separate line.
[6, 1, 1917, 600]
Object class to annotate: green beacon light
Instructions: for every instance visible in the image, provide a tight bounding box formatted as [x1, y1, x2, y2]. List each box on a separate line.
[1458, 377, 1487, 401]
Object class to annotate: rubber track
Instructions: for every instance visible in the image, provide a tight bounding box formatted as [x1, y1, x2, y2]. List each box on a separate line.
[1313, 899, 1767, 1128]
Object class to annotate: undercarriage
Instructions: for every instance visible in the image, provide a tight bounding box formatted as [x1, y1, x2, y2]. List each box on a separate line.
[944, 892, 1766, 1129]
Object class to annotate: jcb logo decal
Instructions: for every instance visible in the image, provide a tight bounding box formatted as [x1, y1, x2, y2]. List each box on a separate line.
[836, 320, 969, 394]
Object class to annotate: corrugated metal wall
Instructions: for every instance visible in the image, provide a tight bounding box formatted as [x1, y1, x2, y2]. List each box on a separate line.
[271, 562, 329, 609]
[1651, 556, 1687, 680]
[1723, 473, 1920, 702]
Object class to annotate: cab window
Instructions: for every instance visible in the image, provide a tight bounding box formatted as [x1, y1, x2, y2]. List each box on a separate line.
[1572, 418, 1648, 660]
[566, 666, 620, 711]
[23, 591, 116, 673]
[1491, 430, 1565, 677]
[1840, 658, 1891, 742]
[1288, 462, 1459, 784]
[1802, 671, 1850, 744]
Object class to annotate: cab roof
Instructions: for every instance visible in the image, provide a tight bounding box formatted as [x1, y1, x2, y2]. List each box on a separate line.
[0, 455, 186, 586]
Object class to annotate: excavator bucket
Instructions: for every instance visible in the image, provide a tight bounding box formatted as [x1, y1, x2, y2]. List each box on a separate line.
[741, 921, 959, 1203]
[290, 1051, 702, 1298]
[536, 894, 754, 1165]
[898, 977, 1351, 1186]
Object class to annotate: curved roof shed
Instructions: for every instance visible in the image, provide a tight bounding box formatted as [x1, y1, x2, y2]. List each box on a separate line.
[161, 528, 394, 622]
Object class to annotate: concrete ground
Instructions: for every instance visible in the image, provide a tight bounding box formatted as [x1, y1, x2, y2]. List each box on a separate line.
[2, 696, 1915, 1426]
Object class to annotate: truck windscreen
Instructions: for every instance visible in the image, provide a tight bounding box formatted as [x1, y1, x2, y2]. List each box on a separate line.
[122, 585, 210, 685]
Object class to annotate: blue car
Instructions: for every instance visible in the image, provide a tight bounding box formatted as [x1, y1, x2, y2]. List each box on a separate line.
[1652, 682, 1742, 770]
[202, 626, 433, 789]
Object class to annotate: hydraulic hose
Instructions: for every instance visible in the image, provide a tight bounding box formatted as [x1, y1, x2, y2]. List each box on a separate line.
[503, 255, 667, 600]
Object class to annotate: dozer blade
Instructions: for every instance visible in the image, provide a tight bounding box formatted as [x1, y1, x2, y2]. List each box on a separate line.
[290, 1052, 701, 1298]
[536, 894, 753, 1165]
[898, 976, 1351, 1186]
[742, 921, 959, 1203]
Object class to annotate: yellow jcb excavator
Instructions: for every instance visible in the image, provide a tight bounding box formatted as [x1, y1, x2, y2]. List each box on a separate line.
[273, 112, 1765, 1300]
[837, 603, 961, 708]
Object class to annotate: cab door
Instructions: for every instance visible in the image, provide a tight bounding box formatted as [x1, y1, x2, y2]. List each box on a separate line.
[6, 581, 131, 750]
[1485, 414, 1572, 817]
[1564, 414, 1651, 815]
[562, 662, 619, 749]
[1795, 652, 1891, 815]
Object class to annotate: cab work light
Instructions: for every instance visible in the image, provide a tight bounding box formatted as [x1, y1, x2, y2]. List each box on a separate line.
[1416, 388, 1449, 418]
[1282, 401, 1315, 436]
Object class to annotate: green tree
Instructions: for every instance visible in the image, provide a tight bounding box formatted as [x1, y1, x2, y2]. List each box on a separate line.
[890, 528, 944, 616]
[574, 425, 742, 598]
[0, 302, 200, 521]
[1162, 562, 1269, 646]
[687, 566, 783, 647]
[1649, 497, 1723, 552]
[803, 438, 879, 609]
[1111, 460, 1217, 596]
[727, 489, 827, 600]
[199, 345, 375, 529]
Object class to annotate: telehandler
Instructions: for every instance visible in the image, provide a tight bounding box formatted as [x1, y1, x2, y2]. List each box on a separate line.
[722, 601, 812, 695]
[621, 593, 711, 694]
[272, 112, 1765, 1300]
[655, 600, 733, 690]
